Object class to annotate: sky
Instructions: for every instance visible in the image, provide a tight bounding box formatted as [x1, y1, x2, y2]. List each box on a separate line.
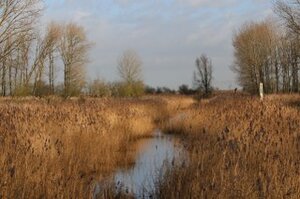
[43, 0, 273, 89]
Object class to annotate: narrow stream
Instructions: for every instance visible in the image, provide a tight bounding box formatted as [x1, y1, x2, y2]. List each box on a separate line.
[93, 129, 187, 198]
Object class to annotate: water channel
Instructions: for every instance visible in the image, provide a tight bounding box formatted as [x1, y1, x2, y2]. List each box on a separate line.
[94, 129, 187, 198]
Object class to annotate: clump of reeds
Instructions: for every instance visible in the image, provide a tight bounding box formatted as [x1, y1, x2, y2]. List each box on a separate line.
[0, 96, 194, 198]
[158, 94, 300, 198]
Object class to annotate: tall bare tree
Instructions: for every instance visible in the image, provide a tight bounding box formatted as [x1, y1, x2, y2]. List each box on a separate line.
[0, 0, 41, 95]
[59, 23, 90, 97]
[0, 1, 95, 97]
[0, 0, 41, 63]
[275, 0, 300, 93]
[194, 54, 213, 95]
[33, 22, 61, 95]
[233, 19, 300, 94]
[232, 21, 280, 94]
[117, 50, 144, 96]
[118, 50, 143, 84]
[275, 0, 300, 35]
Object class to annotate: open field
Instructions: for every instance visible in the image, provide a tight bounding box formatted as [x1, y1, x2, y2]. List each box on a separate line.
[158, 93, 300, 198]
[0, 95, 193, 198]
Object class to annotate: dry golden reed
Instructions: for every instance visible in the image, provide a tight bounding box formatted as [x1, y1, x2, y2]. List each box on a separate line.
[0, 95, 193, 199]
[158, 93, 300, 199]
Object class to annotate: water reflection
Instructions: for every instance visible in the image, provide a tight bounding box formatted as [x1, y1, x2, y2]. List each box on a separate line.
[114, 130, 186, 198]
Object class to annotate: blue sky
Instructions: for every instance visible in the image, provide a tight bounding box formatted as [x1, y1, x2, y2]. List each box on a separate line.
[43, 0, 273, 89]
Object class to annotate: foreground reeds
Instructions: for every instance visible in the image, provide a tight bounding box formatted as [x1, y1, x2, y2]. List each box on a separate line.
[0, 95, 193, 198]
[2, 93, 299, 198]
[158, 93, 300, 198]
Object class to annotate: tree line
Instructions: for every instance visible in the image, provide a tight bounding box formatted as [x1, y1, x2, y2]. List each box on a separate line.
[8, 0, 299, 98]
[0, 0, 151, 97]
[233, 0, 300, 94]
[0, 0, 92, 97]
[0, 0, 214, 98]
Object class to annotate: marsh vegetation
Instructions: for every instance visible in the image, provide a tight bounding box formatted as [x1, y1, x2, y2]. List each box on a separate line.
[159, 93, 300, 198]
[1, 93, 300, 199]
[0, 0, 300, 198]
[0, 96, 193, 198]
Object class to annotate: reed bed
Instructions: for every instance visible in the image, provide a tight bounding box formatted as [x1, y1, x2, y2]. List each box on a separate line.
[158, 93, 300, 198]
[0, 95, 193, 198]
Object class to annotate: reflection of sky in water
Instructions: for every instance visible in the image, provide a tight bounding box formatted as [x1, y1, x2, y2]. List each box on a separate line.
[114, 131, 185, 198]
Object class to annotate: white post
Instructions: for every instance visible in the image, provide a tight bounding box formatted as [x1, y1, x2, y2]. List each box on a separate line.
[259, 82, 264, 100]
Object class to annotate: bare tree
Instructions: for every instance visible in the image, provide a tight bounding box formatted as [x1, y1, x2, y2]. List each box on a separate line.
[59, 23, 90, 97]
[0, 0, 41, 95]
[0, 2, 95, 97]
[118, 50, 143, 84]
[0, 0, 41, 63]
[232, 19, 300, 94]
[275, 0, 300, 35]
[232, 21, 280, 94]
[117, 50, 144, 96]
[11, 22, 62, 96]
[194, 54, 213, 95]
[275, 0, 300, 92]
[34, 22, 61, 95]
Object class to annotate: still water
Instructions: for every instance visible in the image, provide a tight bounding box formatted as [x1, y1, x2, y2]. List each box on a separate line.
[94, 130, 186, 198]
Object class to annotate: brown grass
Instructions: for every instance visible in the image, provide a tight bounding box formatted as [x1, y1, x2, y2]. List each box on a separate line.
[4, 93, 298, 198]
[158, 93, 300, 198]
[0, 95, 193, 198]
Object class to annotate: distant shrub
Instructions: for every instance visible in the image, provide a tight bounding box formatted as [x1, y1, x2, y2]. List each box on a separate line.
[87, 79, 111, 97]
[34, 80, 52, 97]
[178, 84, 196, 95]
[145, 86, 156, 94]
[112, 81, 144, 97]
[13, 85, 33, 97]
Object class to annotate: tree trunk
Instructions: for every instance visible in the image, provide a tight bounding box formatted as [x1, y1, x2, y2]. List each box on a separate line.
[2, 63, 6, 96]
[49, 53, 54, 94]
[9, 64, 12, 95]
